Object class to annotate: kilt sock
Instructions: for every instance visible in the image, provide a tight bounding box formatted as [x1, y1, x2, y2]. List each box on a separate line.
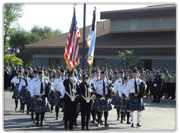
[127, 112, 131, 123]
[121, 111, 124, 122]
[97, 112, 102, 124]
[137, 112, 141, 123]
[15, 100, 18, 109]
[104, 111, 108, 123]
[130, 112, 134, 124]
[41, 112, 45, 124]
[117, 109, 120, 119]
[91, 110, 96, 122]
[55, 106, 59, 117]
[36, 113, 39, 124]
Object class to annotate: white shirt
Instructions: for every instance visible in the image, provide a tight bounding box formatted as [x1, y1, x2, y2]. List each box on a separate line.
[113, 78, 123, 94]
[52, 76, 66, 97]
[11, 75, 23, 86]
[29, 76, 38, 94]
[118, 84, 129, 97]
[19, 77, 31, 91]
[94, 79, 113, 95]
[127, 78, 143, 94]
[31, 79, 47, 97]
[91, 77, 97, 85]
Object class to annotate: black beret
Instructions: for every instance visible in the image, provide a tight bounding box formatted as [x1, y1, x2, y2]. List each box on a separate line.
[124, 76, 129, 80]
[24, 71, 28, 75]
[38, 71, 43, 74]
[132, 69, 138, 73]
[34, 70, 38, 73]
[84, 74, 89, 79]
[119, 71, 124, 74]
[100, 71, 106, 74]
[60, 68, 65, 72]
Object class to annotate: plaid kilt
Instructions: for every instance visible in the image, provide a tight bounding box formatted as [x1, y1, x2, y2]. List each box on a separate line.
[50, 92, 64, 108]
[12, 91, 21, 100]
[12, 85, 21, 100]
[128, 93, 145, 111]
[93, 96, 112, 112]
[20, 87, 27, 101]
[111, 95, 118, 105]
[114, 94, 129, 111]
[33, 96, 50, 113]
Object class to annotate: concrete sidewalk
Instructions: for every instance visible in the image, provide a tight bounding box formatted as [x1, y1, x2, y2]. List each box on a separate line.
[4, 90, 176, 131]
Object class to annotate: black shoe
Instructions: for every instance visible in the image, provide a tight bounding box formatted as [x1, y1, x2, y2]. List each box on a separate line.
[40, 123, 45, 127]
[56, 117, 59, 120]
[137, 123, 141, 127]
[152, 100, 156, 103]
[100, 120, 103, 124]
[156, 101, 160, 103]
[126, 121, 131, 124]
[120, 120, 123, 123]
[73, 122, 78, 126]
[91, 120, 95, 123]
[104, 122, 109, 127]
[86, 127, 90, 130]
[65, 127, 67, 130]
[131, 123, 134, 127]
[117, 118, 119, 121]
[36, 122, 39, 126]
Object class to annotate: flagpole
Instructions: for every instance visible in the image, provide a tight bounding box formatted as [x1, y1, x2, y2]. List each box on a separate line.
[88, 65, 92, 101]
[72, 68, 75, 99]
[82, 3, 86, 72]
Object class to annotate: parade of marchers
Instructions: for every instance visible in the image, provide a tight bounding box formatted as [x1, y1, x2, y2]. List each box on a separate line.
[4, 63, 176, 130]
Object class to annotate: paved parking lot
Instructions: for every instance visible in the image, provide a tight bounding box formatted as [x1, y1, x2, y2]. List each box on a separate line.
[4, 90, 176, 131]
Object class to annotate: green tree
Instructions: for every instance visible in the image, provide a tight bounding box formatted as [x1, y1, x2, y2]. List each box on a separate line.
[4, 54, 23, 66]
[31, 25, 62, 40]
[4, 3, 24, 53]
[118, 50, 143, 70]
[8, 29, 41, 65]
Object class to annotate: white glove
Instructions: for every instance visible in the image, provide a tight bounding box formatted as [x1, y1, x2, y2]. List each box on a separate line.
[72, 89, 77, 93]
[88, 88, 93, 92]
[86, 81, 89, 85]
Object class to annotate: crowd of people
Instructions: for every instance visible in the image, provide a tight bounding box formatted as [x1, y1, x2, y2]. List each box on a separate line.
[4, 63, 176, 130]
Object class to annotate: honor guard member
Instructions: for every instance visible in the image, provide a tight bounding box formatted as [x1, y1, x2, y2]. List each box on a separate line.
[112, 71, 119, 84]
[52, 68, 66, 120]
[31, 71, 49, 127]
[77, 74, 95, 130]
[19, 71, 31, 113]
[127, 69, 145, 127]
[11, 69, 23, 111]
[152, 70, 163, 103]
[63, 74, 78, 130]
[170, 70, 176, 99]
[114, 76, 131, 124]
[113, 71, 124, 121]
[93, 71, 113, 127]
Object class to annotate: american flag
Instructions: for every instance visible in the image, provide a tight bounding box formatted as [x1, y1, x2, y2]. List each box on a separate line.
[64, 7, 81, 70]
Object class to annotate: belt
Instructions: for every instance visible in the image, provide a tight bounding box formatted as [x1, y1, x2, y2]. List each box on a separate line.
[34, 95, 45, 98]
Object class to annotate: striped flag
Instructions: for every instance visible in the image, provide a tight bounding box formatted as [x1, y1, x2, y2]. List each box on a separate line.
[64, 6, 81, 70]
[87, 8, 96, 66]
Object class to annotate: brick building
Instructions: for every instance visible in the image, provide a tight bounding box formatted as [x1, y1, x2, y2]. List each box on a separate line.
[25, 4, 176, 71]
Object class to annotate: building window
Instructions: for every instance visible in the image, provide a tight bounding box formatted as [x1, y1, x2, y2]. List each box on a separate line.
[94, 59, 106, 69]
[49, 58, 60, 67]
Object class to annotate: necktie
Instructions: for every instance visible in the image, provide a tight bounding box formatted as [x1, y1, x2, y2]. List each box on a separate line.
[25, 78, 28, 87]
[40, 81, 43, 94]
[134, 79, 138, 93]
[19, 77, 22, 84]
[103, 80, 105, 95]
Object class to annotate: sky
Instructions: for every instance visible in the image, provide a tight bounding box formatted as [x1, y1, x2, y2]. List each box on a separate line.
[16, 3, 152, 33]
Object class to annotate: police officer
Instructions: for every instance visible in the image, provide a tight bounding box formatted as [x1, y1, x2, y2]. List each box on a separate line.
[150, 70, 156, 98]
[145, 71, 151, 97]
[162, 70, 171, 99]
[152, 70, 163, 103]
[93, 71, 113, 127]
[127, 69, 145, 127]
